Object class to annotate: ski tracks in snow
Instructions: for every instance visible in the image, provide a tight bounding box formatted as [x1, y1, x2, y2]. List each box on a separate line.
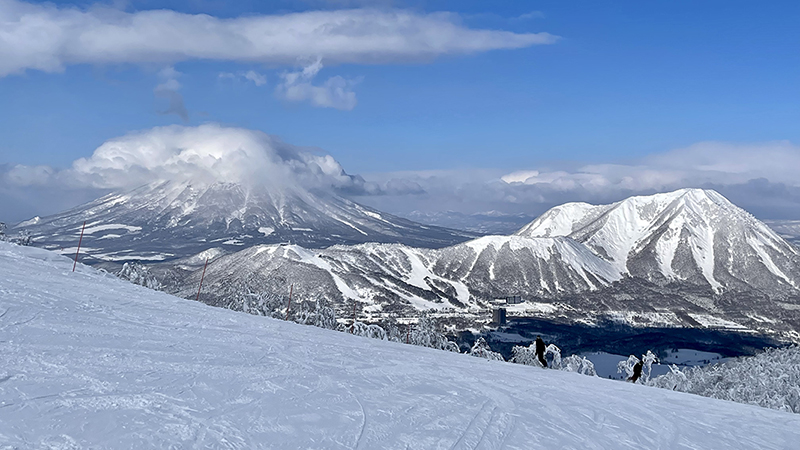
[3, 243, 800, 449]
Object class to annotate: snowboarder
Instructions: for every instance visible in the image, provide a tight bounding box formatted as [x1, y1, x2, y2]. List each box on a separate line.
[535, 336, 547, 368]
[628, 359, 643, 383]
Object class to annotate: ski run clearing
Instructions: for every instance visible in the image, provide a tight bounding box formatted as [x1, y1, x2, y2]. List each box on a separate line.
[1, 242, 799, 449]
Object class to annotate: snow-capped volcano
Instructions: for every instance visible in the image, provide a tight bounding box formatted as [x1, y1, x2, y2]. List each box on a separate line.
[13, 125, 476, 261]
[16, 179, 476, 262]
[516, 188, 800, 294]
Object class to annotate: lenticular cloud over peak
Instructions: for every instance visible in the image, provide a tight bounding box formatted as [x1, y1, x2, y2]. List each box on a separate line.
[69, 124, 356, 192]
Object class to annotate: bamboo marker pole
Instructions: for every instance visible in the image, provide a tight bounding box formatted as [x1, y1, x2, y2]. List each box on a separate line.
[195, 257, 209, 302]
[72, 221, 86, 272]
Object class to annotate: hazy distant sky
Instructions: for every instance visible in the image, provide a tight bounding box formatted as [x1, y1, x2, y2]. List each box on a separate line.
[2, 0, 799, 223]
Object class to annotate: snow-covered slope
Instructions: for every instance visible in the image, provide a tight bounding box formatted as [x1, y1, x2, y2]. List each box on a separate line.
[1, 241, 799, 449]
[433, 235, 621, 297]
[14, 180, 476, 262]
[176, 235, 622, 316]
[516, 189, 800, 294]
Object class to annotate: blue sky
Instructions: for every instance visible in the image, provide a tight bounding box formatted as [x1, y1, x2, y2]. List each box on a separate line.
[1, 0, 800, 222]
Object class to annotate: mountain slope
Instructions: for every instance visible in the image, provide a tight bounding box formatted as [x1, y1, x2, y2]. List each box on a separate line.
[516, 189, 800, 294]
[15, 180, 477, 262]
[2, 241, 799, 449]
[175, 235, 623, 316]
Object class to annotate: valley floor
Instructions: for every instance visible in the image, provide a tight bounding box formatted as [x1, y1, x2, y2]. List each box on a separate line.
[1, 242, 799, 449]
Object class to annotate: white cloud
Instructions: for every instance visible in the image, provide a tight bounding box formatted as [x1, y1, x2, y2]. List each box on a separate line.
[5, 132, 800, 224]
[516, 11, 545, 20]
[4, 164, 56, 186]
[243, 70, 267, 86]
[501, 141, 800, 192]
[3, 124, 370, 196]
[276, 58, 359, 110]
[70, 124, 369, 191]
[219, 70, 268, 86]
[354, 141, 800, 220]
[0, 1, 557, 77]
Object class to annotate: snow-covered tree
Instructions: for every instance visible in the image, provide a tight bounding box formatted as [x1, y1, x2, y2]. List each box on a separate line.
[649, 364, 689, 390]
[545, 344, 562, 369]
[379, 316, 408, 343]
[468, 337, 505, 361]
[294, 299, 338, 330]
[509, 344, 542, 367]
[648, 345, 800, 414]
[0, 224, 32, 246]
[117, 262, 162, 290]
[510, 343, 544, 367]
[511, 342, 596, 375]
[618, 350, 658, 383]
[560, 355, 597, 376]
[641, 350, 658, 381]
[408, 314, 460, 352]
[14, 229, 32, 246]
[223, 282, 286, 319]
[618, 355, 640, 380]
[350, 321, 388, 340]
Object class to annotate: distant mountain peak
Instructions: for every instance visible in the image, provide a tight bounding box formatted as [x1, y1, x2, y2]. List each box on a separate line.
[516, 188, 799, 293]
[15, 179, 477, 263]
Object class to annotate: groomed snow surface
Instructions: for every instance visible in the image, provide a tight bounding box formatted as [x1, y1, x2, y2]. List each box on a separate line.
[1, 242, 799, 449]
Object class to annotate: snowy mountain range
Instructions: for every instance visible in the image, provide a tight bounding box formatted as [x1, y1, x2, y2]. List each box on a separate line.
[164, 188, 800, 340]
[13, 179, 800, 339]
[14, 179, 477, 262]
[4, 241, 799, 448]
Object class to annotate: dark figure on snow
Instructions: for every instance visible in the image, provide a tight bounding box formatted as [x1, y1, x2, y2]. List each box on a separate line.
[535, 336, 547, 368]
[628, 359, 643, 383]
